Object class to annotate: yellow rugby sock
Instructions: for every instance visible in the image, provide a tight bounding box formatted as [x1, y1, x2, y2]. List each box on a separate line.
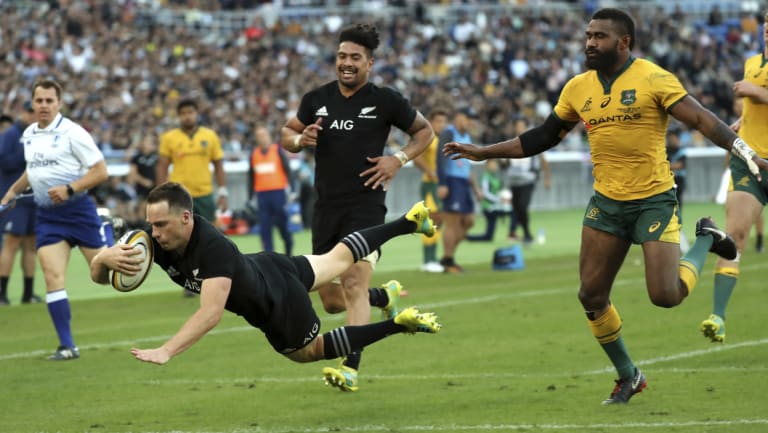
[588, 304, 622, 344]
[587, 304, 634, 379]
[679, 260, 699, 295]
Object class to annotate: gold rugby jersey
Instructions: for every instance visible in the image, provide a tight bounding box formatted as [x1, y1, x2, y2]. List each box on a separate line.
[554, 57, 686, 200]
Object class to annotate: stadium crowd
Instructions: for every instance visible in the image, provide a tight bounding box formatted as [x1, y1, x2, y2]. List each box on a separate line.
[0, 0, 764, 219]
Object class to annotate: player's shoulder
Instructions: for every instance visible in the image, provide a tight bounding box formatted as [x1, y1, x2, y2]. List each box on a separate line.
[744, 52, 763, 65]
[631, 57, 670, 74]
[197, 125, 220, 139]
[21, 123, 36, 138]
[305, 81, 338, 99]
[61, 117, 93, 137]
[195, 216, 239, 253]
[160, 128, 182, 139]
[367, 82, 408, 100]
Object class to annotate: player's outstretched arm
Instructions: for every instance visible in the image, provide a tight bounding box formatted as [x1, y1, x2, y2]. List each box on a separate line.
[670, 95, 768, 180]
[443, 113, 572, 162]
[131, 277, 231, 365]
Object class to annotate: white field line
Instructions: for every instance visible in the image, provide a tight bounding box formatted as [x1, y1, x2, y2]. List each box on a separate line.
[140, 365, 768, 386]
[0, 287, 573, 361]
[4, 259, 767, 362]
[36, 418, 768, 433]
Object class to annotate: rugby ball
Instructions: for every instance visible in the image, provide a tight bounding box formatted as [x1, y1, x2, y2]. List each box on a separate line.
[109, 229, 154, 292]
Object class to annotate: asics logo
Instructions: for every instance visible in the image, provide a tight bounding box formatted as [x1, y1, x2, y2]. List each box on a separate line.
[585, 207, 599, 220]
[600, 97, 611, 108]
[648, 221, 662, 233]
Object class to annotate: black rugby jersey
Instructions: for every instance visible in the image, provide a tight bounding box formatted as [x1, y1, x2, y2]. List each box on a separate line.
[151, 215, 276, 329]
[130, 151, 158, 195]
[296, 81, 416, 205]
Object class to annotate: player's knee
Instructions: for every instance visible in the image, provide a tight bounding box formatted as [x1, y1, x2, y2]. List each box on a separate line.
[321, 302, 346, 314]
[648, 292, 682, 308]
[577, 287, 608, 311]
[285, 338, 323, 363]
[319, 294, 346, 313]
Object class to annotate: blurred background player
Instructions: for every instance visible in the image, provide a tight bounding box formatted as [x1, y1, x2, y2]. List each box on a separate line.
[413, 109, 448, 271]
[666, 128, 689, 253]
[437, 108, 479, 273]
[700, 9, 768, 343]
[127, 133, 158, 228]
[157, 99, 227, 224]
[248, 124, 294, 255]
[467, 159, 504, 242]
[157, 99, 228, 297]
[505, 118, 551, 244]
[0, 102, 40, 305]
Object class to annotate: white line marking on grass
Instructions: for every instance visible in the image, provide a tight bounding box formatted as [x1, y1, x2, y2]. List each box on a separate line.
[584, 338, 768, 374]
[141, 365, 768, 386]
[0, 288, 572, 361]
[94, 418, 768, 433]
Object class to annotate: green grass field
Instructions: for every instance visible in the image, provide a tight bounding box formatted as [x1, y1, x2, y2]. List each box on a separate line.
[1, 202, 767, 433]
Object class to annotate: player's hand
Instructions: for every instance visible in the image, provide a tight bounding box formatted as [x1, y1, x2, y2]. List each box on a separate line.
[298, 118, 323, 149]
[100, 244, 144, 276]
[131, 347, 171, 365]
[729, 118, 741, 133]
[437, 185, 448, 200]
[360, 155, 401, 191]
[750, 155, 768, 181]
[0, 191, 16, 207]
[47, 185, 70, 204]
[732, 138, 768, 181]
[733, 80, 761, 98]
[443, 142, 486, 161]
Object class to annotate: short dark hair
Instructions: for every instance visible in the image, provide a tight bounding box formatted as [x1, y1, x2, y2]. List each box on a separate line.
[0, 114, 13, 125]
[147, 182, 193, 214]
[176, 98, 198, 113]
[428, 109, 449, 121]
[339, 23, 380, 57]
[32, 78, 63, 101]
[592, 8, 636, 50]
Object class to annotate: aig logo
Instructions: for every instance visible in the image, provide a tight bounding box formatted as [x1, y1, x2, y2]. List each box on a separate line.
[330, 119, 354, 130]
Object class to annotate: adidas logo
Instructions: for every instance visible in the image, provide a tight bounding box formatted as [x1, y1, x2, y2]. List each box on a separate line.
[315, 106, 328, 116]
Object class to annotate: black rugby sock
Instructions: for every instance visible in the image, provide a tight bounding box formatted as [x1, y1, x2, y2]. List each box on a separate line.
[368, 287, 389, 308]
[0, 276, 8, 298]
[343, 351, 362, 370]
[322, 321, 401, 360]
[341, 217, 412, 262]
[23, 277, 34, 300]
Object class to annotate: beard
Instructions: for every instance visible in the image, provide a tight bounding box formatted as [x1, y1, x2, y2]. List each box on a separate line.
[584, 44, 620, 72]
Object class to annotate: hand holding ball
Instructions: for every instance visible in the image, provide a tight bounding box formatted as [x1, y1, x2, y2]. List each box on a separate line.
[109, 230, 154, 292]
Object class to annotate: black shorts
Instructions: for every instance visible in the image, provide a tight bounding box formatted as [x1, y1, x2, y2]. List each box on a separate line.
[255, 253, 321, 354]
[311, 202, 386, 254]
